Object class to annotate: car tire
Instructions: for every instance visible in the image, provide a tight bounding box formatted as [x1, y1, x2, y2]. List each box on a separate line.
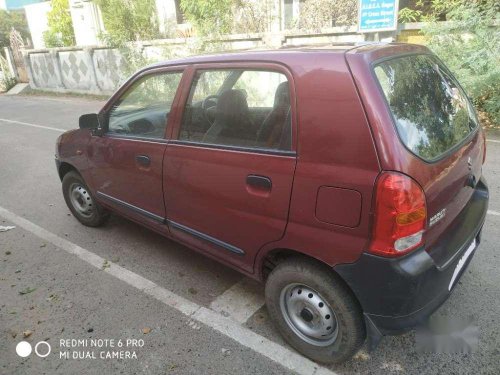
[62, 171, 109, 227]
[265, 257, 365, 364]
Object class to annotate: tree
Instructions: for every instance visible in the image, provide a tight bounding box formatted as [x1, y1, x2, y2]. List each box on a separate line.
[0, 10, 29, 49]
[95, 0, 162, 46]
[43, 0, 75, 47]
[422, 0, 500, 125]
[399, 0, 477, 23]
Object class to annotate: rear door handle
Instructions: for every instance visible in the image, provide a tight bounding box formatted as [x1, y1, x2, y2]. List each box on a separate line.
[246, 175, 272, 191]
[135, 155, 151, 166]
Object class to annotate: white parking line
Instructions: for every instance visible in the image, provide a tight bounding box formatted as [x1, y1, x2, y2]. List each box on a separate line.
[0, 118, 65, 132]
[1, 94, 104, 104]
[487, 139, 500, 144]
[488, 210, 500, 216]
[210, 277, 265, 324]
[0, 206, 337, 375]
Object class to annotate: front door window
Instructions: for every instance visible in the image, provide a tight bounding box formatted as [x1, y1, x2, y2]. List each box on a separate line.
[108, 72, 182, 139]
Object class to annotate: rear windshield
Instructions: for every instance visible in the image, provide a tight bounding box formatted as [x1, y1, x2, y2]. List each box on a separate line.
[374, 54, 478, 161]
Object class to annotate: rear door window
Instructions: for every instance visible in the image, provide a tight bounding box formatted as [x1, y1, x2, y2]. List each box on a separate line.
[179, 69, 291, 151]
[374, 54, 478, 161]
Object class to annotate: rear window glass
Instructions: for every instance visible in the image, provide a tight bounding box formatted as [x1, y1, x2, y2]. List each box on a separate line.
[374, 54, 478, 161]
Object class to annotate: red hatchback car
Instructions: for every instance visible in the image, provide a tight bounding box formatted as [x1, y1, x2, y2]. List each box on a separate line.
[55, 43, 488, 363]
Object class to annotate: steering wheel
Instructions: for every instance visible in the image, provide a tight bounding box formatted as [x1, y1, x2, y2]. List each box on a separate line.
[202, 95, 219, 125]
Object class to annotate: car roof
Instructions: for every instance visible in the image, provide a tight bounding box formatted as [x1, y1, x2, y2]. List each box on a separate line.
[145, 42, 426, 69]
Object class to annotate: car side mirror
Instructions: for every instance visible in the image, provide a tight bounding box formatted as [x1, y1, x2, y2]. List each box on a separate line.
[79, 113, 100, 130]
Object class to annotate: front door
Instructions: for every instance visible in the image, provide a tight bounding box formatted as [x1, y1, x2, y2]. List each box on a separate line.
[164, 65, 297, 273]
[88, 68, 184, 224]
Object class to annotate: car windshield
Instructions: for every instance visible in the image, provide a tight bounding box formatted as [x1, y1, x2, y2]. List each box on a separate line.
[374, 54, 478, 161]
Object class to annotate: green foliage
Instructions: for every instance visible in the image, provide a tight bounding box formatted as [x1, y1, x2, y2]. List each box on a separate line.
[0, 74, 17, 92]
[180, 0, 234, 36]
[0, 10, 29, 49]
[95, 0, 161, 46]
[398, 7, 423, 23]
[398, 0, 464, 23]
[43, 0, 75, 47]
[422, 1, 500, 124]
[422, 0, 463, 20]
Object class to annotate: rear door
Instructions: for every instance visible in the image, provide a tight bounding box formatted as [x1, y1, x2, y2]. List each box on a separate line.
[164, 64, 297, 273]
[372, 54, 485, 252]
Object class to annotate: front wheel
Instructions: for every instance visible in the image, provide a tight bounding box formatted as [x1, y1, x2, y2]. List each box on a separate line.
[62, 171, 109, 227]
[265, 257, 365, 364]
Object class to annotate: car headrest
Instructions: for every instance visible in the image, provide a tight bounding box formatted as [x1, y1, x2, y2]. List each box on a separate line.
[274, 81, 290, 108]
[216, 90, 249, 124]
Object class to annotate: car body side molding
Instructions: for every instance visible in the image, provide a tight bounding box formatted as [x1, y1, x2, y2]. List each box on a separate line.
[167, 220, 245, 256]
[97, 191, 245, 256]
[96, 191, 166, 223]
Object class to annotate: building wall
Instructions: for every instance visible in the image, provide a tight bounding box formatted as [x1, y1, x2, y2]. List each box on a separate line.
[24, 1, 50, 49]
[69, 0, 105, 46]
[23, 23, 425, 95]
[155, 0, 177, 35]
[398, 29, 426, 44]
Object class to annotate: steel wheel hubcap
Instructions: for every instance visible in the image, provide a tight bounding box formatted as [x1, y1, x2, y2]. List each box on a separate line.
[280, 284, 338, 346]
[69, 183, 94, 217]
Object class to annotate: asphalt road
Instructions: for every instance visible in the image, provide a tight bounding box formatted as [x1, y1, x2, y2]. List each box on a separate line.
[0, 94, 499, 375]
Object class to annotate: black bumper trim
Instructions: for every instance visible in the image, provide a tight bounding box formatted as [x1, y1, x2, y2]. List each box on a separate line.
[334, 176, 488, 336]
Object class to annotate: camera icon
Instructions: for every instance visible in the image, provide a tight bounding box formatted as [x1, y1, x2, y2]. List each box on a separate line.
[16, 341, 51, 358]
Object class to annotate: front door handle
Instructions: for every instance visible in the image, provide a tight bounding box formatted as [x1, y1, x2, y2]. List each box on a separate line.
[246, 175, 272, 191]
[135, 155, 151, 167]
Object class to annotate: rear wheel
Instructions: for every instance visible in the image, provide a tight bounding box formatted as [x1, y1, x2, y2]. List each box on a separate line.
[62, 171, 109, 227]
[265, 257, 365, 364]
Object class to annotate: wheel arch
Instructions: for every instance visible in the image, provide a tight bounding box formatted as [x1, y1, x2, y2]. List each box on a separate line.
[58, 161, 79, 181]
[259, 248, 356, 293]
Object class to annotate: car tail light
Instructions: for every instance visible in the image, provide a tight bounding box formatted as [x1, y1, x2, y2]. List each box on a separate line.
[369, 172, 427, 257]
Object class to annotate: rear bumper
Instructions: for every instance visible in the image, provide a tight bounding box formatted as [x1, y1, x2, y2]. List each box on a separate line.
[334, 176, 489, 336]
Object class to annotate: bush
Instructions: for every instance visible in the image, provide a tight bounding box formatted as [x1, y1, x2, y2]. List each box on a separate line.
[422, 1, 500, 125]
[232, 0, 274, 33]
[180, 0, 234, 36]
[0, 55, 17, 92]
